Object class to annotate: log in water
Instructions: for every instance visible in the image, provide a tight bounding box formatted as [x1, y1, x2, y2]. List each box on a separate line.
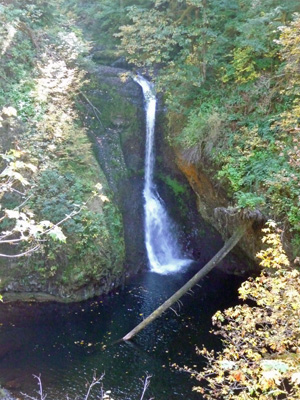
[123, 223, 249, 341]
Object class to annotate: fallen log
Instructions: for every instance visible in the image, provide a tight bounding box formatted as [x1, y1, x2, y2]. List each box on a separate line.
[122, 223, 250, 341]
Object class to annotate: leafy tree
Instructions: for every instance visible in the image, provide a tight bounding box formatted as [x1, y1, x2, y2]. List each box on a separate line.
[63, 0, 152, 49]
[0, 146, 77, 258]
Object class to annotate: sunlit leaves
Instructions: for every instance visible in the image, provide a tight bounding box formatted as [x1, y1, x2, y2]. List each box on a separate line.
[1, 106, 17, 117]
[277, 14, 300, 93]
[291, 372, 300, 385]
[117, 0, 209, 108]
[0, 150, 35, 194]
[256, 221, 290, 269]
[261, 360, 289, 373]
[214, 13, 300, 250]
[48, 225, 67, 243]
[193, 222, 300, 399]
[0, 148, 70, 254]
[231, 46, 260, 83]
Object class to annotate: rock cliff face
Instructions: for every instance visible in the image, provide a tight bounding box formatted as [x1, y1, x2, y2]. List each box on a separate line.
[150, 114, 256, 274]
[0, 131, 126, 303]
[175, 154, 263, 262]
[0, 62, 257, 304]
[74, 64, 257, 279]
[81, 65, 147, 273]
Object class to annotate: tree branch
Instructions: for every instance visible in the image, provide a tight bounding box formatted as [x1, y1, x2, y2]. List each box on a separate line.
[80, 92, 104, 128]
[140, 374, 152, 400]
[0, 245, 41, 258]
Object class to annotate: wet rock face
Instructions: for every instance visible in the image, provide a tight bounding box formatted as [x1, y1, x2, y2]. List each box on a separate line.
[81, 66, 231, 275]
[0, 64, 142, 303]
[1, 274, 123, 303]
[82, 65, 147, 273]
[176, 154, 263, 264]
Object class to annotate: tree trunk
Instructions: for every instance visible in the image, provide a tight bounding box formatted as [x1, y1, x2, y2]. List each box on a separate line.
[122, 223, 250, 341]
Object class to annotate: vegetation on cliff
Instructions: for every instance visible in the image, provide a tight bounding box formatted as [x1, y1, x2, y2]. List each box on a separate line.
[115, 0, 300, 258]
[0, 0, 125, 299]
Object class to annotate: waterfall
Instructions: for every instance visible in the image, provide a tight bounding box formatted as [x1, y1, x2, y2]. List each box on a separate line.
[134, 75, 191, 274]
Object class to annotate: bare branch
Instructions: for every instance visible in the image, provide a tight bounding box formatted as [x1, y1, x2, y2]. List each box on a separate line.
[42, 207, 82, 236]
[0, 205, 82, 258]
[0, 238, 26, 244]
[140, 374, 152, 400]
[0, 244, 41, 258]
[17, 194, 33, 209]
[11, 187, 26, 196]
[21, 375, 46, 400]
[80, 92, 103, 128]
[84, 372, 105, 400]
[170, 307, 179, 316]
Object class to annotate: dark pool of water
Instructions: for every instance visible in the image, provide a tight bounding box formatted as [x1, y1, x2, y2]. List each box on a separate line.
[0, 263, 245, 400]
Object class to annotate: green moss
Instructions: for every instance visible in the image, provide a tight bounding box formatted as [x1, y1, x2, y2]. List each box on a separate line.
[160, 175, 186, 197]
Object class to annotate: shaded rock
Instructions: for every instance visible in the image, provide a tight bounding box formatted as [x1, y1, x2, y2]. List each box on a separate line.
[153, 111, 256, 273]
[176, 154, 263, 264]
[81, 65, 147, 273]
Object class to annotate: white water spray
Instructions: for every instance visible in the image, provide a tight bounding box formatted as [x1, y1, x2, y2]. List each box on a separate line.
[134, 75, 191, 274]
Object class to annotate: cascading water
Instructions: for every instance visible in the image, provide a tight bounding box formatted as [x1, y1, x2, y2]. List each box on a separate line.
[134, 75, 191, 274]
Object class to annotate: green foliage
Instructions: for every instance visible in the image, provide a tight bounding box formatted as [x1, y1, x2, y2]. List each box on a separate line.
[231, 46, 260, 83]
[0, 0, 126, 294]
[176, 107, 224, 163]
[30, 170, 85, 228]
[159, 174, 186, 197]
[116, 0, 300, 253]
[116, 6, 181, 67]
[117, 0, 299, 105]
[0, 17, 34, 110]
[0, 1, 66, 111]
[29, 168, 125, 272]
[63, 0, 152, 50]
[235, 192, 265, 209]
[0, 147, 70, 260]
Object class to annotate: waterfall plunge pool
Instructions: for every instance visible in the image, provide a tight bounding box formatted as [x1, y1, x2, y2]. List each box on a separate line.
[0, 76, 248, 399]
[0, 263, 245, 400]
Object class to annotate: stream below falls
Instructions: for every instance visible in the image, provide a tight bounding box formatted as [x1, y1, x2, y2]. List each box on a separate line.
[0, 263, 246, 400]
